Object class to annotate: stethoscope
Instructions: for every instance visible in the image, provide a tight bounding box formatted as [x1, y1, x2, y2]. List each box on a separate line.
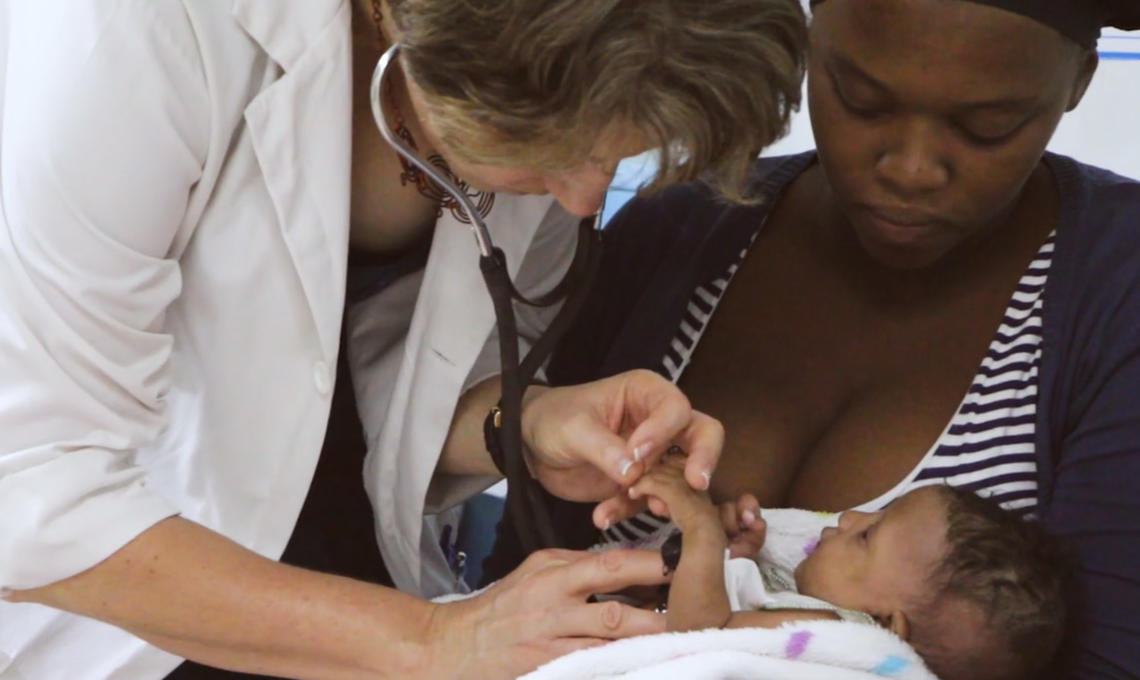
[370, 44, 605, 555]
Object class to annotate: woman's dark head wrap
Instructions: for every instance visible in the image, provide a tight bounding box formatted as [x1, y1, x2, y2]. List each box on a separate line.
[964, 0, 1140, 48]
[809, 0, 1140, 49]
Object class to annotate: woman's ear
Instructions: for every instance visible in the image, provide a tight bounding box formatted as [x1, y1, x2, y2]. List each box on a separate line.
[1066, 49, 1099, 112]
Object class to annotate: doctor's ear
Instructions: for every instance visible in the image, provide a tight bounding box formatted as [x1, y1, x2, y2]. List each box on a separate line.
[875, 610, 910, 640]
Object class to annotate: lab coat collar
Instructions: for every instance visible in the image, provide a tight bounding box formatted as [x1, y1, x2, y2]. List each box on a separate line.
[239, 0, 353, 361]
[232, 0, 347, 72]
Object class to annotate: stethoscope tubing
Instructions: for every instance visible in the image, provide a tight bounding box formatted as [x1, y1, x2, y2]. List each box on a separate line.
[369, 43, 606, 555]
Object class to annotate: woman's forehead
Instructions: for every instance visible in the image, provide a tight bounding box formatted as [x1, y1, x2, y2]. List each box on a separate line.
[811, 0, 1077, 102]
[813, 0, 1077, 57]
[813, 0, 1111, 48]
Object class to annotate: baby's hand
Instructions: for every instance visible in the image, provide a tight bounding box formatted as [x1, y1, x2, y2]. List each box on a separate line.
[719, 494, 767, 558]
[628, 456, 720, 537]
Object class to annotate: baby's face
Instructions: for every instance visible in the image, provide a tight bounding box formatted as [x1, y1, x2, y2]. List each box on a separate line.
[794, 486, 949, 616]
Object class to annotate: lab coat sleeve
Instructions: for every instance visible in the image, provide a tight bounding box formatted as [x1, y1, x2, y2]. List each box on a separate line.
[424, 203, 580, 513]
[0, 2, 210, 589]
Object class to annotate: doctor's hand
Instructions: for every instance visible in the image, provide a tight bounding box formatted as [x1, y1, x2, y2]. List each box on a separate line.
[425, 547, 668, 679]
[520, 369, 724, 527]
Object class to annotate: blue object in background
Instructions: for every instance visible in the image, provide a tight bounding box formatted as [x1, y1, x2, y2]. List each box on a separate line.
[601, 151, 660, 226]
[456, 491, 506, 588]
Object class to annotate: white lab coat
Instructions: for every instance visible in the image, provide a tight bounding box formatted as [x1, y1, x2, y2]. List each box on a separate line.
[345, 191, 578, 598]
[0, 0, 580, 676]
[0, 1, 352, 678]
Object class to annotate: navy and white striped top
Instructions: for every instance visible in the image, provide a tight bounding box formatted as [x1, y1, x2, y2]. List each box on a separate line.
[660, 231, 1056, 518]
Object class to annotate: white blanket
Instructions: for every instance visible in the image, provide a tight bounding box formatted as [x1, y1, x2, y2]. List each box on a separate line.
[454, 509, 938, 679]
[518, 619, 936, 680]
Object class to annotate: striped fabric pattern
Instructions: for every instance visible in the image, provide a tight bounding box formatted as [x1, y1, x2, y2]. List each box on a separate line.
[661, 234, 759, 378]
[889, 235, 1055, 517]
[658, 232, 1056, 518]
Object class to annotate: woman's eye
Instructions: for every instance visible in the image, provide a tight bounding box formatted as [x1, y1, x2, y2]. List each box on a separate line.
[832, 83, 884, 119]
[958, 124, 1020, 147]
[955, 114, 1029, 147]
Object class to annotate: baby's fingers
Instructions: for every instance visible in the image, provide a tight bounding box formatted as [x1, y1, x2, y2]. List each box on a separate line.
[628, 468, 687, 504]
[736, 494, 763, 531]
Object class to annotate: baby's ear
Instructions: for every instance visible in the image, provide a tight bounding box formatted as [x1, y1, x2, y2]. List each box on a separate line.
[884, 610, 910, 640]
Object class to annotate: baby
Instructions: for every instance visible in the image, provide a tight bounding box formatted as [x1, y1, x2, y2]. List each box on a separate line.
[628, 459, 1069, 680]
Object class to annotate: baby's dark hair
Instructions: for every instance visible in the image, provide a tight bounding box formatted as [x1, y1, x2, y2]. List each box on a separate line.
[909, 485, 1069, 680]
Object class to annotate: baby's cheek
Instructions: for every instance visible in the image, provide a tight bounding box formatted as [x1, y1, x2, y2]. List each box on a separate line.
[793, 551, 827, 596]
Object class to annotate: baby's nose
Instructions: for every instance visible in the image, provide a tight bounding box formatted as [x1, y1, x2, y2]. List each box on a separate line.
[837, 510, 869, 531]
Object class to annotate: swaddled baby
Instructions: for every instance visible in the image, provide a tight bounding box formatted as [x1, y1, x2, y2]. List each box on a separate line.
[623, 456, 1068, 680]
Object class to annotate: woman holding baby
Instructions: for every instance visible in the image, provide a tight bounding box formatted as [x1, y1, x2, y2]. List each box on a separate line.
[488, 2, 1140, 679]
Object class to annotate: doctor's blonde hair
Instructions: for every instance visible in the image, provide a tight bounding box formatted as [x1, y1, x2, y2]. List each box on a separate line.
[388, 0, 807, 202]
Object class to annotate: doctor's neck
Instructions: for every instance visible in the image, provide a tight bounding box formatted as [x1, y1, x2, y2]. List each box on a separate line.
[354, 0, 399, 49]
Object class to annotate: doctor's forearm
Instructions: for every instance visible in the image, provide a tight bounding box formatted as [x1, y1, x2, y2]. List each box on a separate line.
[8, 516, 434, 679]
[440, 376, 549, 477]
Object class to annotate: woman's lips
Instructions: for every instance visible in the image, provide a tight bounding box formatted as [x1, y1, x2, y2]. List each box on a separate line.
[859, 205, 945, 245]
[868, 206, 940, 226]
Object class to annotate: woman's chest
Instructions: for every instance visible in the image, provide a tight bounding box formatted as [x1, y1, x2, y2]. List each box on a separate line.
[679, 231, 1031, 510]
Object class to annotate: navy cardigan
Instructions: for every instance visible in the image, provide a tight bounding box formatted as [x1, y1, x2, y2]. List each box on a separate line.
[486, 152, 1140, 679]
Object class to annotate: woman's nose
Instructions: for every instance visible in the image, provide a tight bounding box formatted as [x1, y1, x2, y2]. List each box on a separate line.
[544, 167, 613, 217]
[876, 120, 950, 197]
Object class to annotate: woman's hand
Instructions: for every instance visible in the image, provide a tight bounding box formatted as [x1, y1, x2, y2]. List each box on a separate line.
[424, 548, 668, 679]
[521, 369, 724, 527]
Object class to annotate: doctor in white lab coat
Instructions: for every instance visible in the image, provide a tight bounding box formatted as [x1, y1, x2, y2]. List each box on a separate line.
[0, 0, 781, 677]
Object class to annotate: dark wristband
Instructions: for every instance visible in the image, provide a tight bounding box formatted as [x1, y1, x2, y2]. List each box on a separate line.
[483, 381, 549, 477]
[483, 400, 506, 476]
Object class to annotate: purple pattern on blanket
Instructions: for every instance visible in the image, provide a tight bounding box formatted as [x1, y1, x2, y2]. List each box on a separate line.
[803, 537, 819, 556]
[785, 630, 813, 659]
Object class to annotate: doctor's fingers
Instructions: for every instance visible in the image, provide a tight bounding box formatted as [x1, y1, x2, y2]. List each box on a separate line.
[542, 598, 665, 641]
[590, 459, 701, 528]
[592, 492, 648, 530]
[617, 370, 695, 462]
[530, 547, 669, 599]
[558, 413, 648, 486]
[631, 410, 724, 493]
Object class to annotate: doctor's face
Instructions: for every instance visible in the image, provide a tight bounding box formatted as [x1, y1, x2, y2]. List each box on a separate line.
[404, 69, 650, 218]
[430, 131, 648, 218]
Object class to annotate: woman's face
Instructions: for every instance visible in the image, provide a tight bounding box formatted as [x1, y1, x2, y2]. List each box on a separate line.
[807, 0, 1096, 269]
